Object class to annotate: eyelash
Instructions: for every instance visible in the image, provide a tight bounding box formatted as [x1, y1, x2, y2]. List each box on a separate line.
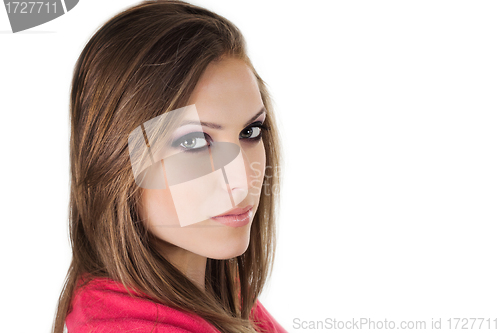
[171, 121, 269, 153]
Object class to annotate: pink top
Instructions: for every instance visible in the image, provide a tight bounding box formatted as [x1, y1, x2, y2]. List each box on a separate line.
[66, 275, 287, 333]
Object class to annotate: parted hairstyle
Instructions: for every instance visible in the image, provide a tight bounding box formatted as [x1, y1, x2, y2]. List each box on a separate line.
[51, 1, 282, 332]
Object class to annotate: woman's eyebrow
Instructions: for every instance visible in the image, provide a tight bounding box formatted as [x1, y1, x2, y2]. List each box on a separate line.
[243, 106, 266, 128]
[180, 106, 266, 130]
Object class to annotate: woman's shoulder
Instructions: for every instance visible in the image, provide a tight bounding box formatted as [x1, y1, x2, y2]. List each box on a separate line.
[66, 274, 220, 333]
[66, 274, 287, 333]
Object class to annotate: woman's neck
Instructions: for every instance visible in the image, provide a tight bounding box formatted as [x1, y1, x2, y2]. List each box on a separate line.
[157, 241, 207, 292]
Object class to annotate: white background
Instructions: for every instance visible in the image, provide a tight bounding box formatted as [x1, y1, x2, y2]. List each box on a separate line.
[1, 1, 499, 332]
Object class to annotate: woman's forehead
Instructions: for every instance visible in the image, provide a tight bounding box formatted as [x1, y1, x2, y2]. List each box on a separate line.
[186, 61, 263, 125]
[190, 58, 259, 100]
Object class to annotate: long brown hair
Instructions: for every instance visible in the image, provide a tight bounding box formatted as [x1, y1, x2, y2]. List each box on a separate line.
[51, 1, 282, 332]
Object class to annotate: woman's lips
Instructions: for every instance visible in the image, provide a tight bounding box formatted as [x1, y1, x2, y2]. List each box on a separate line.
[211, 205, 253, 227]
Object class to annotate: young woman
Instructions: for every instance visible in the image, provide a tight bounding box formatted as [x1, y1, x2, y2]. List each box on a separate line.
[51, 1, 286, 332]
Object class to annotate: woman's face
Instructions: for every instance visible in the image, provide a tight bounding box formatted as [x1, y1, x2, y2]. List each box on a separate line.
[138, 57, 267, 260]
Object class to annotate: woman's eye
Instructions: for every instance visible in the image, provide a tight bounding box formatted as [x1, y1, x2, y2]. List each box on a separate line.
[240, 126, 262, 139]
[181, 137, 208, 149]
[172, 132, 210, 152]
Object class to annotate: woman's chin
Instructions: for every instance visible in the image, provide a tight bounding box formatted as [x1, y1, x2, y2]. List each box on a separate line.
[201, 234, 251, 260]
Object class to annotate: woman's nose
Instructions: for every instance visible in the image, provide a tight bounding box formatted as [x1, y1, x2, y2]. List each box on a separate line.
[208, 141, 248, 207]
